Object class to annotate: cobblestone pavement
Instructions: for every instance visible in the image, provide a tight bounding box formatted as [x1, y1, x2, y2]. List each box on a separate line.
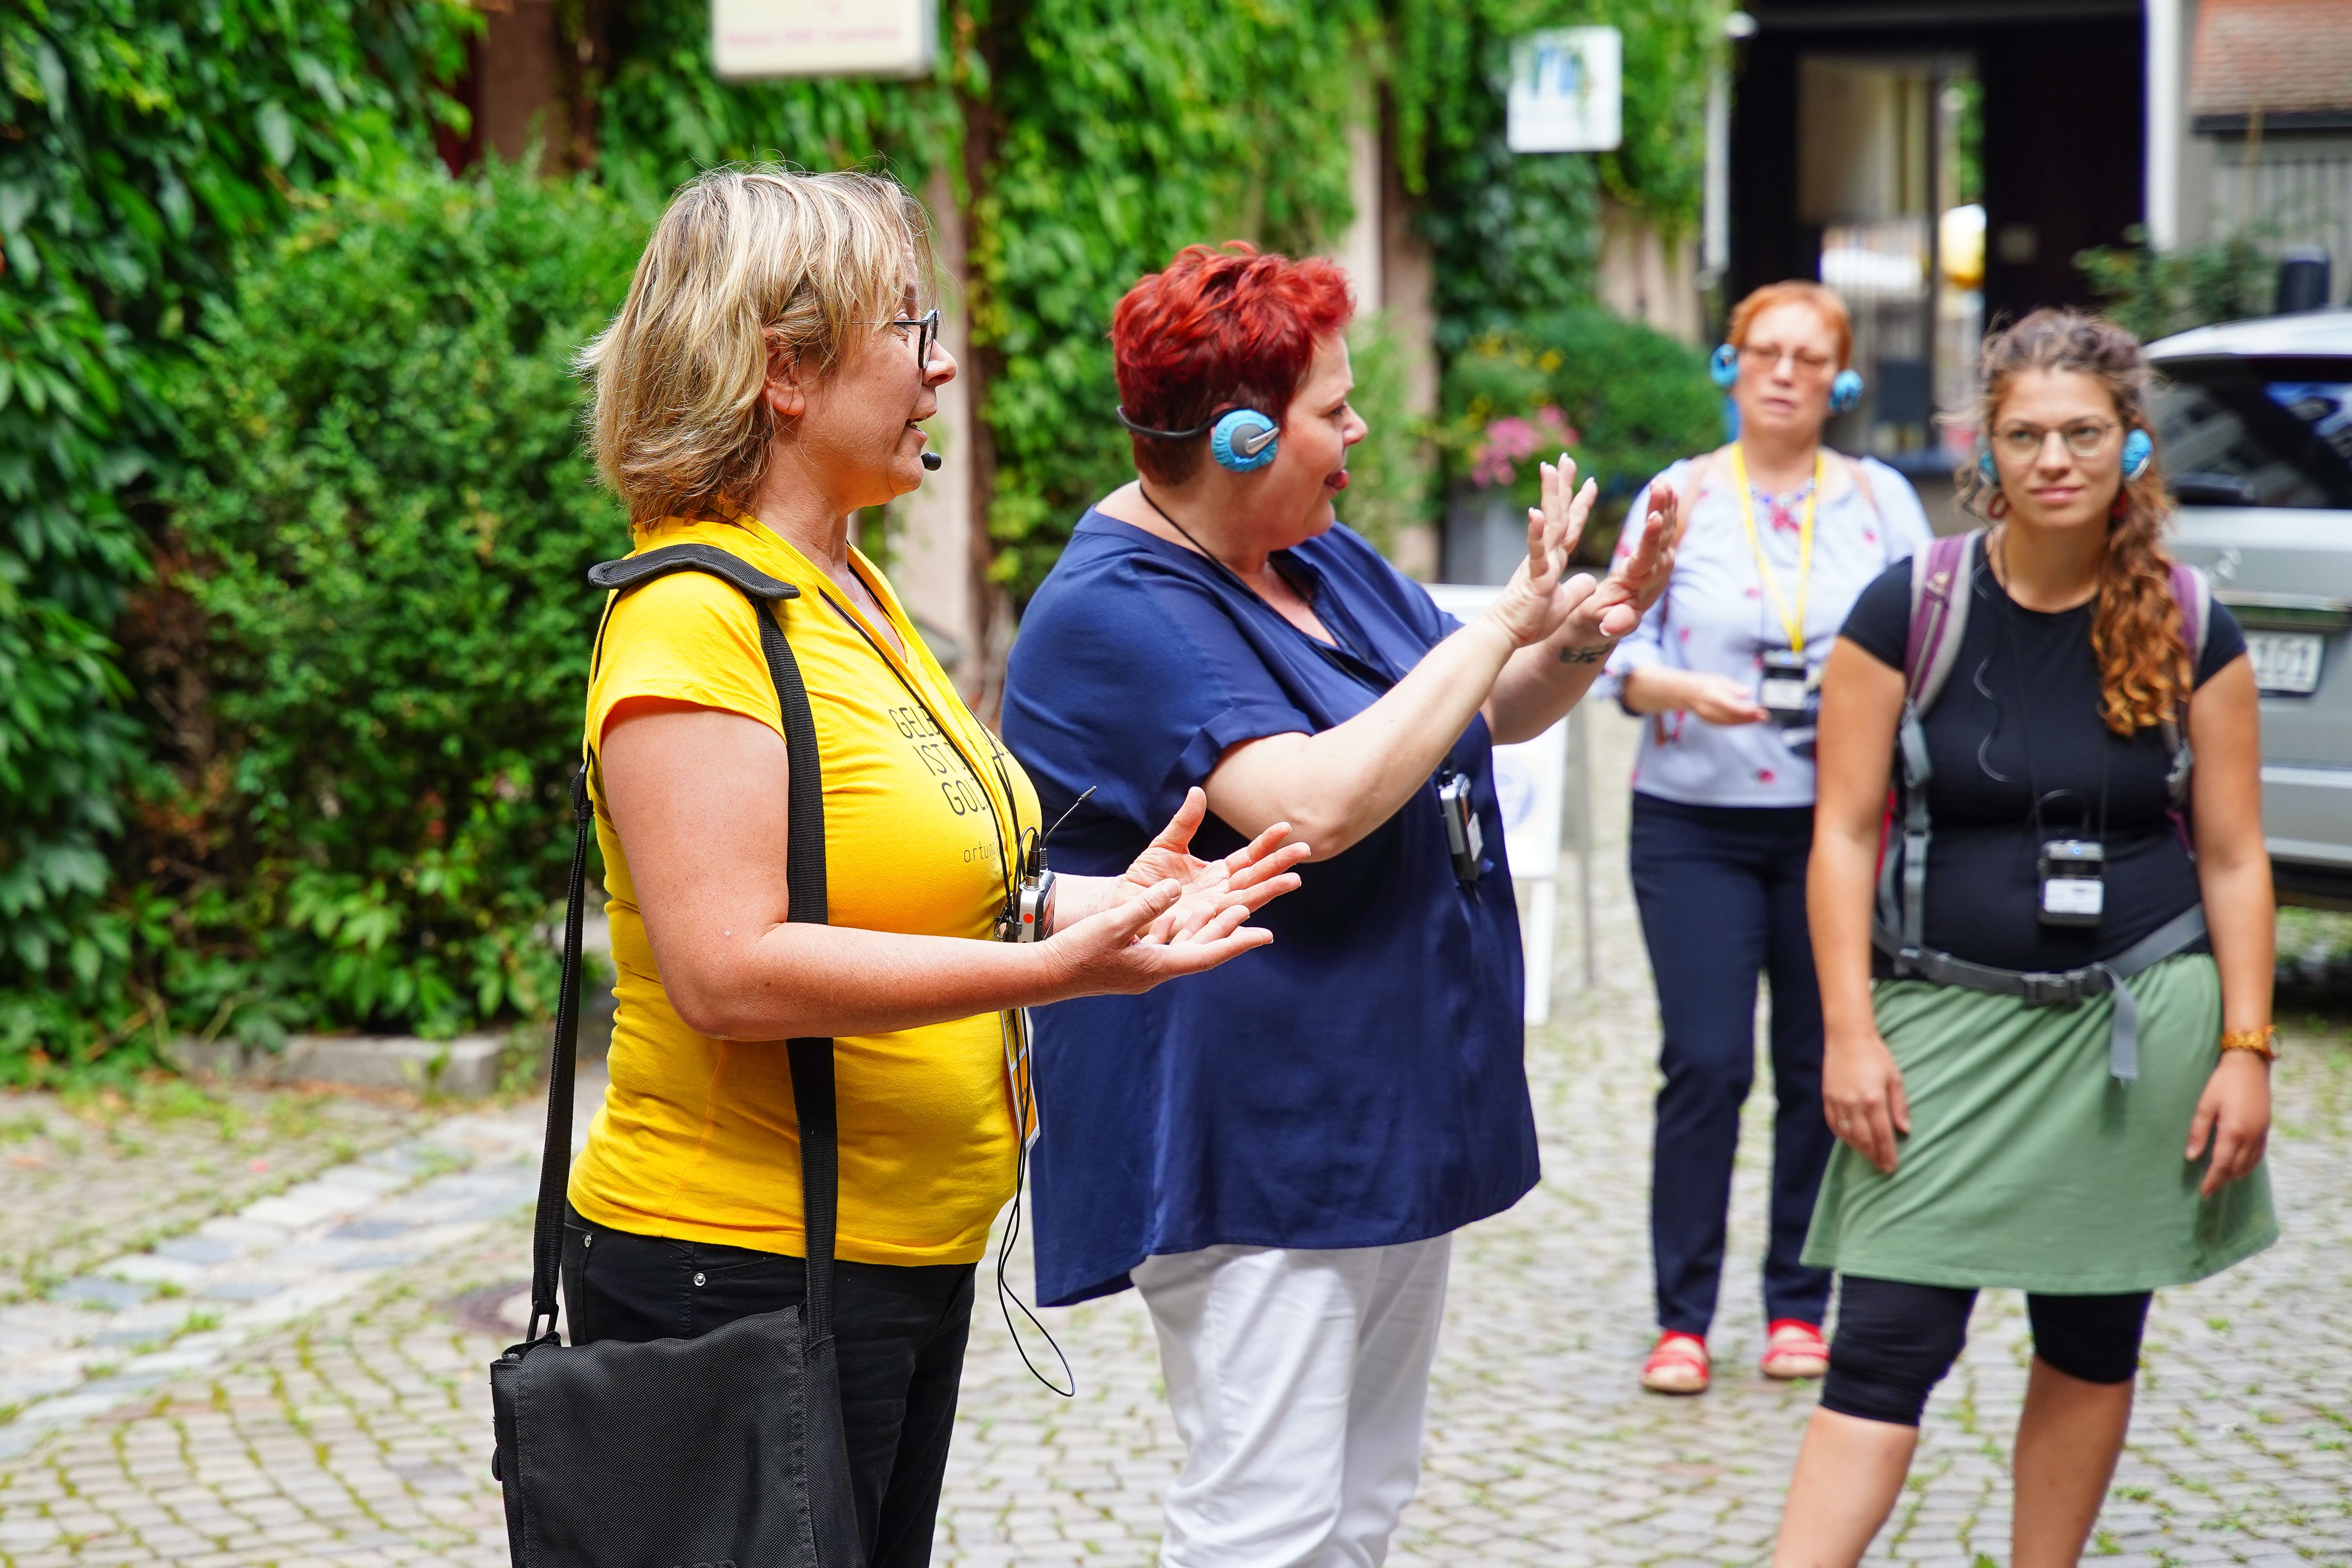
[936, 708, 2352, 1568]
[0, 708, 2341, 1565]
[0, 1085, 439, 1305]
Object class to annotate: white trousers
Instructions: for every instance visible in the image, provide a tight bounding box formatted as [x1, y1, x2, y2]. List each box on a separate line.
[1131, 1235, 1453, 1568]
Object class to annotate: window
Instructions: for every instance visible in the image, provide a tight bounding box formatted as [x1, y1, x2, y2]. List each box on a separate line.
[2151, 356, 2352, 509]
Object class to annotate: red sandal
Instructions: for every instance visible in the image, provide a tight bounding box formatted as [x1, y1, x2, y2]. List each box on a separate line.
[1640, 1330, 1710, 1394]
[1760, 1318, 1830, 1381]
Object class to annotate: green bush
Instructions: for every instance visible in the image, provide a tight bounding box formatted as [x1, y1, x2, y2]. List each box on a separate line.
[0, 0, 471, 1070]
[2078, 226, 2275, 343]
[1438, 305, 1721, 553]
[1336, 315, 1439, 560]
[148, 165, 643, 1047]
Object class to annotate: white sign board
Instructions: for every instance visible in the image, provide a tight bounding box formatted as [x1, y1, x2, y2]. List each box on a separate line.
[1506, 27, 1623, 154]
[712, 0, 937, 80]
[1424, 584, 1574, 1025]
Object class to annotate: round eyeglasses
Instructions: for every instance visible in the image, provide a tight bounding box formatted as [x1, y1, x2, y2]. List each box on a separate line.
[1992, 420, 2120, 462]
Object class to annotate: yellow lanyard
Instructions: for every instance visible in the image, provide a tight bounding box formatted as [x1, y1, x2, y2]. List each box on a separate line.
[1731, 445, 1823, 653]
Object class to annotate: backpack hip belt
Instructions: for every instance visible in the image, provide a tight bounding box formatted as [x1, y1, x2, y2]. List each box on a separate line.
[1874, 529, 2213, 1084]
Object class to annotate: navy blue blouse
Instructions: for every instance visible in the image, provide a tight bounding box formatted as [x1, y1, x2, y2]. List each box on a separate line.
[1001, 511, 1540, 1306]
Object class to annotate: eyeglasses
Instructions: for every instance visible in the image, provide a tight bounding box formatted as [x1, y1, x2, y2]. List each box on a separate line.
[885, 307, 942, 370]
[1992, 419, 2120, 461]
[1739, 343, 1835, 375]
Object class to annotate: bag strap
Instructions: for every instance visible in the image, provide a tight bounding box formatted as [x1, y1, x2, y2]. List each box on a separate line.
[1903, 530, 1977, 712]
[2158, 561, 2210, 813]
[526, 544, 829, 1345]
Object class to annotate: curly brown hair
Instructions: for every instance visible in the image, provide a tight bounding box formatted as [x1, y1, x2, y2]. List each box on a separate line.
[1956, 310, 2186, 736]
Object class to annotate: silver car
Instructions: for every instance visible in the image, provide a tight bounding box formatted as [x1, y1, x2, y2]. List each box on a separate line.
[2151, 310, 2352, 905]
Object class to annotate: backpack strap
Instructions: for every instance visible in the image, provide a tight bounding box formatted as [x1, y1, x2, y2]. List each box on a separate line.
[1877, 530, 1979, 966]
[1903, 530, 1978, 712]
[2159, 560, 2210, 815]
[1842, 452, 1884, 523]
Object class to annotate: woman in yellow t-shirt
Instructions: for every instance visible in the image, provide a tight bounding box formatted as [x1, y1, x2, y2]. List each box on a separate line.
[564, 167, 1306, 1566]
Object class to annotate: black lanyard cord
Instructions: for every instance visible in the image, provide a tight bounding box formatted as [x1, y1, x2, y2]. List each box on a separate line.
[1989, 534, 2110, 846]
[816, 587, 1022, 910]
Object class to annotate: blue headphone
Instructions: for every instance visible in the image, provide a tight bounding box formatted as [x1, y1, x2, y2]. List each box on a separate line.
[1709, 343, 1865, 414]
[1114, 405, 1281, 473]
[1978, 428, 2154, 483]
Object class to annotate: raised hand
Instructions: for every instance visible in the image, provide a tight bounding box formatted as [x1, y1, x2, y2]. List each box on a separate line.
[1564, 476, 1684, 647]
[1486, 454, 1601, 648]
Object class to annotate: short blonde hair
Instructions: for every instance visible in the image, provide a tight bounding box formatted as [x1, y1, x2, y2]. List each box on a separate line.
[579, 165, 932, 524]
[1727, 281, 1853, 370]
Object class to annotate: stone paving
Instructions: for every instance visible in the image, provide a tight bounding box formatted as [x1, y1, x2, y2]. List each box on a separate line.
[0, 1086, 438, 1306]
[0, 707, 2339, 1564]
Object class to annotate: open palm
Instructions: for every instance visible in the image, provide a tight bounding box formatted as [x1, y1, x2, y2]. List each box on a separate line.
[1118, 788, 1309, 940]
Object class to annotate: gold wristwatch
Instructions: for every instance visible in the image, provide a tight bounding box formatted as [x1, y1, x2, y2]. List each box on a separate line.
[2219, 1026, 2278, 1061]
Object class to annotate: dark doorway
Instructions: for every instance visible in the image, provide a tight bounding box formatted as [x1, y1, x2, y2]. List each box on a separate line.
[1731, 1, 2145, 461]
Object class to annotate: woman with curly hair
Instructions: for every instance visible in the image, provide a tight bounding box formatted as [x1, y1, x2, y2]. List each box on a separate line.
[1774, 310, 2278, 1568]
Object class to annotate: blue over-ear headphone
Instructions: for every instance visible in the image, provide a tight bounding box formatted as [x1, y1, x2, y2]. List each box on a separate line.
[1709, 343, 1865, 414]
[1979, 428, 2155, 483]
[1209, 408, 1280, 473]
[1114, 404, 1281, 473]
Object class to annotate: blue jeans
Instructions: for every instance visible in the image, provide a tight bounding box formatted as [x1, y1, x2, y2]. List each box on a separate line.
[1629, 792, 1835, 1336]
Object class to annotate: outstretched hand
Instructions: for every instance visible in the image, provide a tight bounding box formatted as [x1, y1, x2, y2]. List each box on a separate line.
[1115, 788, 1309, 941]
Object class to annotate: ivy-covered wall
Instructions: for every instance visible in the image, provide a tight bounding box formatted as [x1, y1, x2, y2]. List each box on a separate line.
[0, 0, 472, 1064]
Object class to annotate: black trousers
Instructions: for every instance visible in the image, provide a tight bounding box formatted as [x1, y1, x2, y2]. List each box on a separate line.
[1822, 1275, 2153, 1426]
[562, 1205, 975, 1568]
[1629, 793, 1835, 1335]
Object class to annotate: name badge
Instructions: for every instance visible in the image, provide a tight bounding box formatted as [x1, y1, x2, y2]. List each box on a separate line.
[1760, 648, 1811, 717]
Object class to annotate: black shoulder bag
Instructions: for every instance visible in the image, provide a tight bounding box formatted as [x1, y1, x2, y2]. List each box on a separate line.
[489, 542, 861, 1568]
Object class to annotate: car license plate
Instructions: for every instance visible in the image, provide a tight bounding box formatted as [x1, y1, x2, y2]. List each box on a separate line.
[2247, 631, 2324, 694]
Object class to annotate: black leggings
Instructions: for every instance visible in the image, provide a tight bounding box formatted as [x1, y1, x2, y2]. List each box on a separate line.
[1821, 1275, 2152, 1427]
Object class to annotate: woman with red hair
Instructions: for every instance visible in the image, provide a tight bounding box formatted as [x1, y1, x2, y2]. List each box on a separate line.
[1002, 243, 1681, 1565]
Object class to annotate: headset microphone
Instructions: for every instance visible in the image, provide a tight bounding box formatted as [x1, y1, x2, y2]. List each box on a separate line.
[921, 451, 942, 471]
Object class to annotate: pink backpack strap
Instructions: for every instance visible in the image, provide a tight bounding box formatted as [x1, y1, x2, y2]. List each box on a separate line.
[2168, 561, 2211, 668]
[1903, 531, 1979, 711]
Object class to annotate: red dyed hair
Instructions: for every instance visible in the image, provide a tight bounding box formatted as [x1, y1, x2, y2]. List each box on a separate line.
[1727, 281, 1853, 370]
[1112, 242, 1354, 484]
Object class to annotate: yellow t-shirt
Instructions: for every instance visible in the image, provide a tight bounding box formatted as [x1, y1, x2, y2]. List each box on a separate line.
[567, 514, 1037, 1265]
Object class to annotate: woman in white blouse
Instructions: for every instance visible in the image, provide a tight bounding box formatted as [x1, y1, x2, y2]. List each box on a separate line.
[1600, 282, 1933, 1395]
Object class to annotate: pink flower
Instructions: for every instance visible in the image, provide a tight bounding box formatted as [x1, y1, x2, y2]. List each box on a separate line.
[1467, 407, 1581, 490]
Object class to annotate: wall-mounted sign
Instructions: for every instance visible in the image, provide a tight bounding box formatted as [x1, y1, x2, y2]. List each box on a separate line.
[1506, 26, 1623, 154]
[712, 0, 938, 80]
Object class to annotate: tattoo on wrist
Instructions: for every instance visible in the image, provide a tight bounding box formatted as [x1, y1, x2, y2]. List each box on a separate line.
[1558, 640, 1618, 665]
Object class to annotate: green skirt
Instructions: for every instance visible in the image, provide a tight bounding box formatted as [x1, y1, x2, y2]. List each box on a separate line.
[1802, 954, 2276, 1293]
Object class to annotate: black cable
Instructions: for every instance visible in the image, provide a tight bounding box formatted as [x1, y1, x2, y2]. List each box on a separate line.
[995, 1005, 1074, 1398]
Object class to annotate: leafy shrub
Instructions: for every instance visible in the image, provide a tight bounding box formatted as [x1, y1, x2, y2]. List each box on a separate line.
[148, 165, 643, 1047]
[2077, 226, 2275, 343]
[0, 0, 471, 1069]
[1438, 306, 1720, 554]
[1336, 315, 1439, 559]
